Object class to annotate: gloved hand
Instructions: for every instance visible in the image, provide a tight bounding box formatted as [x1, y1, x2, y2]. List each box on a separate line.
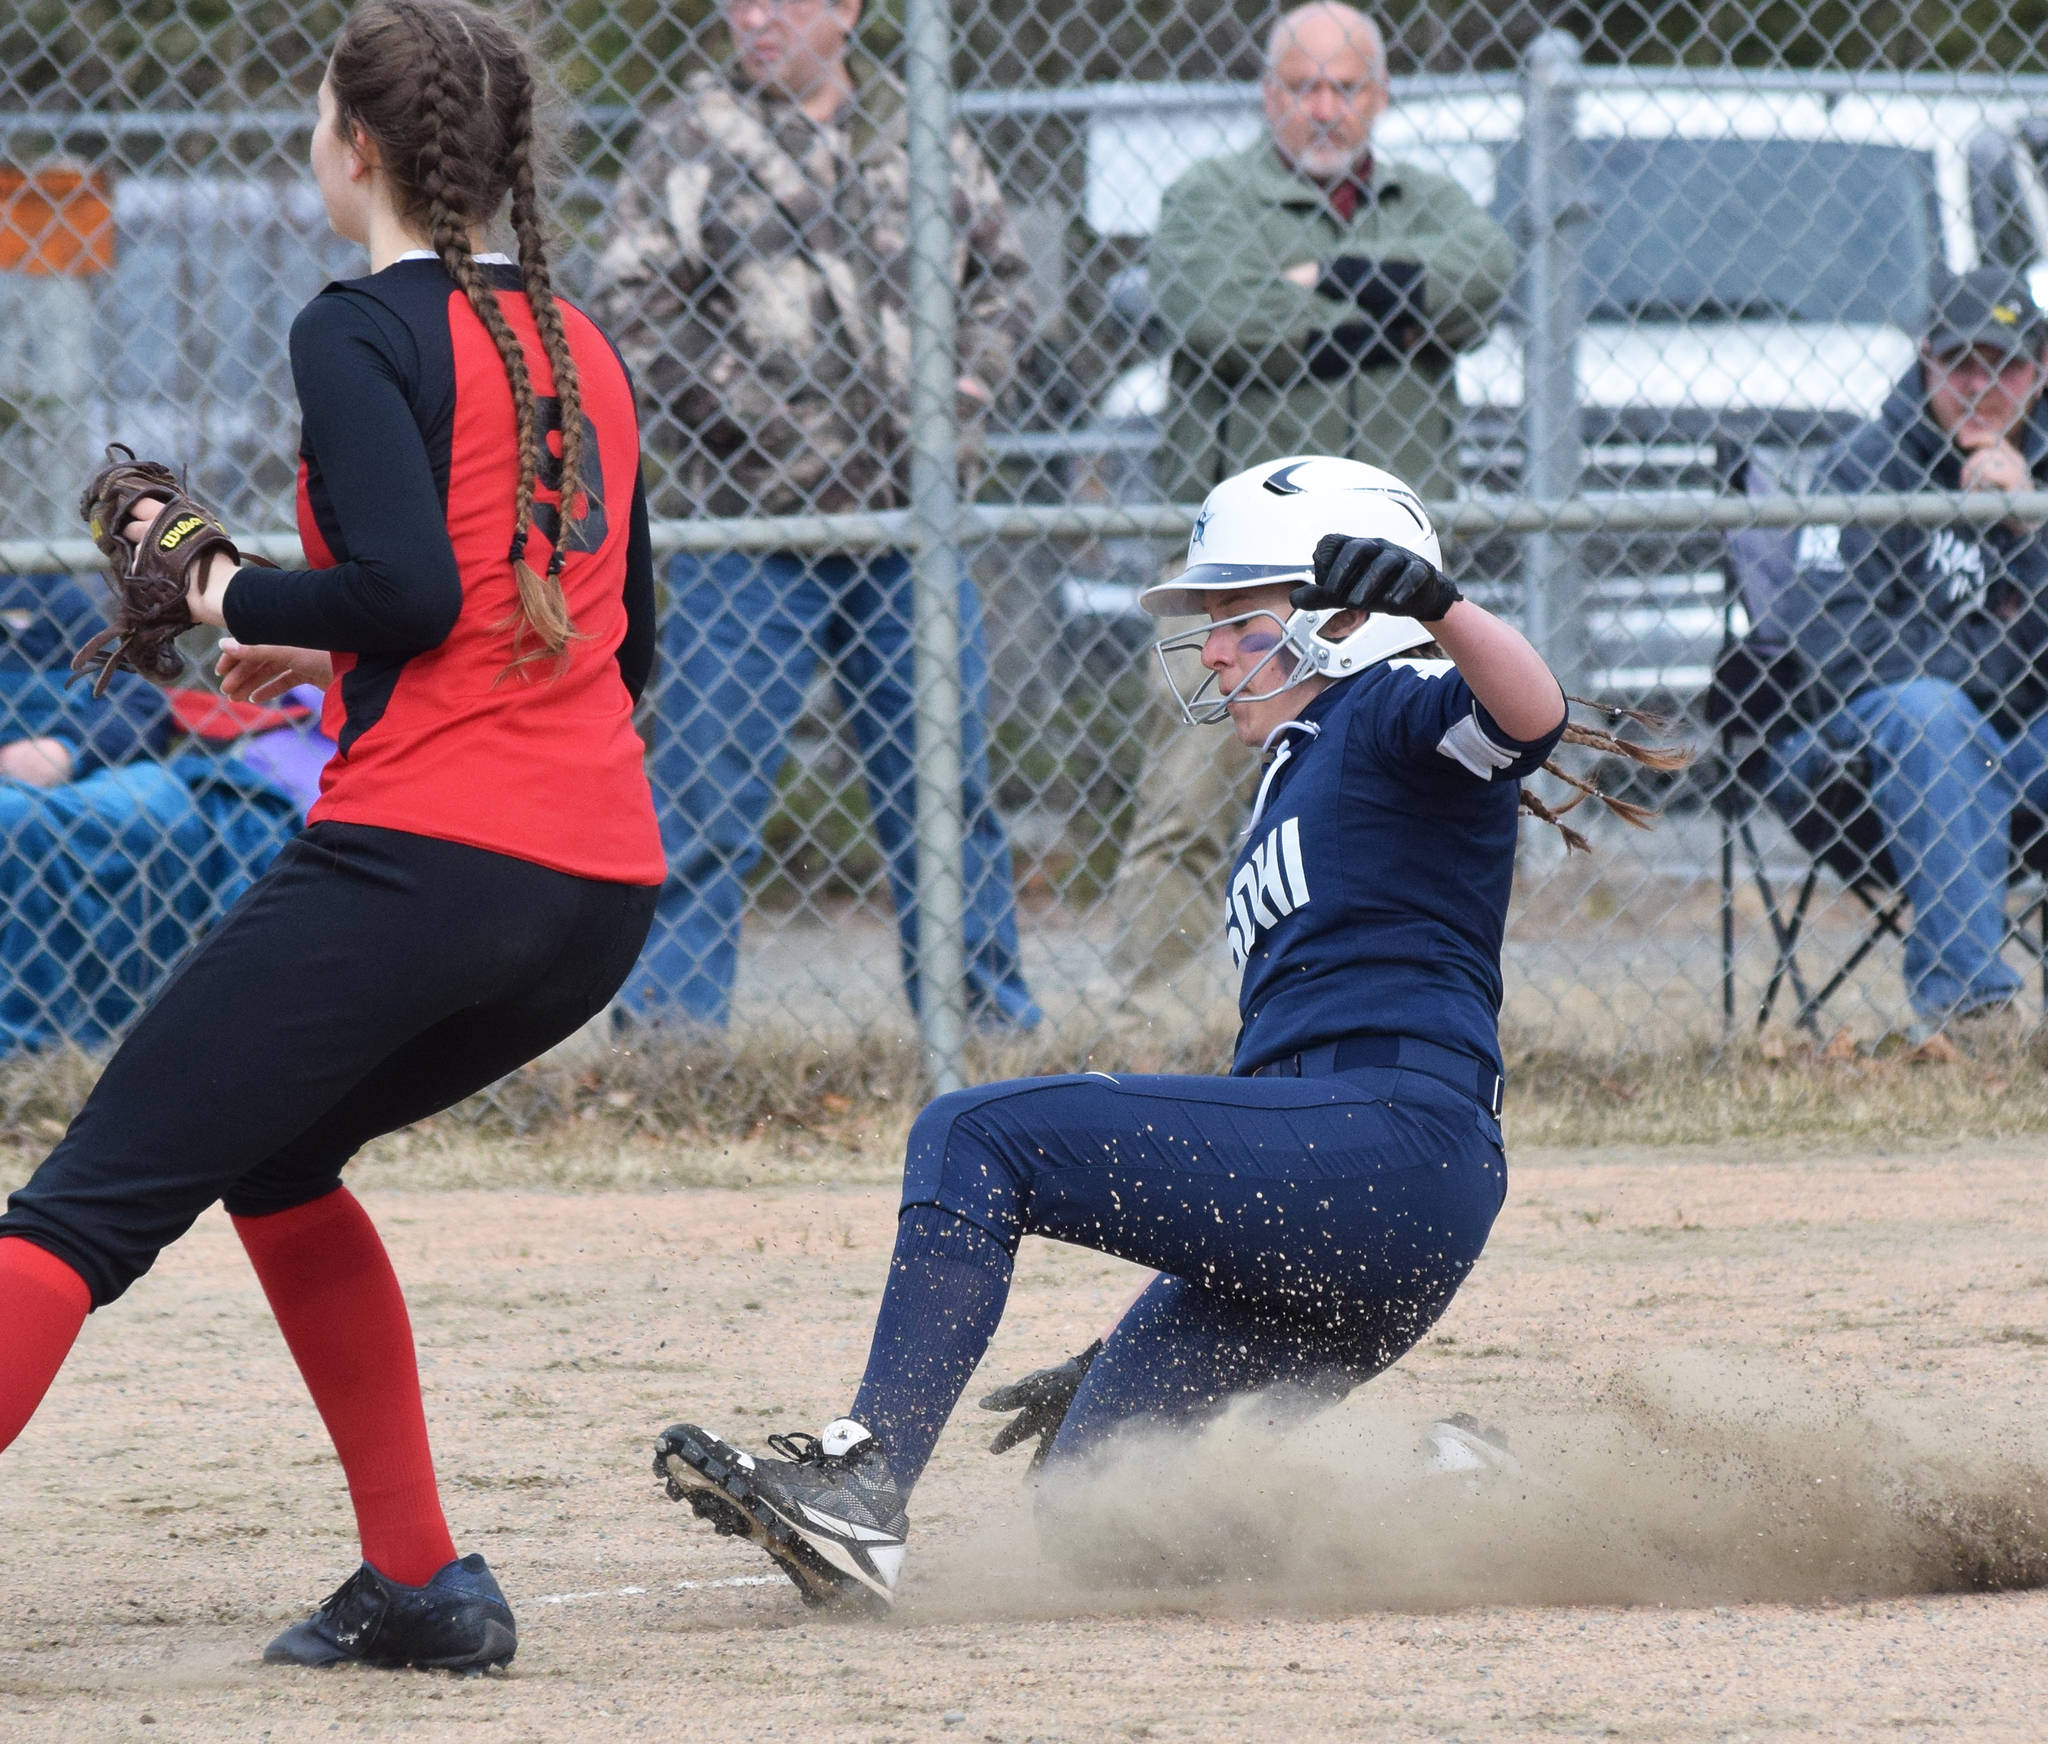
[1292, 533, 1462, 623]
[71, 444, 275, 697]
[978, 1339, 1103, 1468]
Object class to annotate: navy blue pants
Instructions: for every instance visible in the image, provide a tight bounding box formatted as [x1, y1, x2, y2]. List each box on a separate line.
[0, 755, 300, 1055]
[854, 1063, 1506, 1483]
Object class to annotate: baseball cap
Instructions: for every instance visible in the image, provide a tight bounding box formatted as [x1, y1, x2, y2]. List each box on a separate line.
[1924, 267, 2048, 359]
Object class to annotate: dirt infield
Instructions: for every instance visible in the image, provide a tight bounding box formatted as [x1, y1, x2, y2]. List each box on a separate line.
[5, 1137, 2048, 1741]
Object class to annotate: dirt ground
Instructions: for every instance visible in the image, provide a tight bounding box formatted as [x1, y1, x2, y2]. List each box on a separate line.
[5, 1136, 2048, 1742]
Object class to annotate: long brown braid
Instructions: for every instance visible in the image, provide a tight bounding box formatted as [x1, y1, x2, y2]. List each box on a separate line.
[505, 55, 585, 602]
[328, 0, 583, 668]
[1522, 698, 1693, 853]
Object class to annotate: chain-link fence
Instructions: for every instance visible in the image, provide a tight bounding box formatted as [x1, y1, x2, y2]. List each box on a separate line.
[4, 1, 2048, 1104]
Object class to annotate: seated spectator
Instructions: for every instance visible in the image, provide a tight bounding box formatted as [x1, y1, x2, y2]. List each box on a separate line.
[0, 572, 325, 1054]
[1766, 269, 2048, 1035]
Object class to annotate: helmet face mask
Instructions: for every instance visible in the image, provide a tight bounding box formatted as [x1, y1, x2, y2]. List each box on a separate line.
[1154, 605, 1306, 725]
[1140, 455, 1444, 725]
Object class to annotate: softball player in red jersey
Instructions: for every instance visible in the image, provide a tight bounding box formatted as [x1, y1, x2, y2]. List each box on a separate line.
[0, 0, 660, 1672]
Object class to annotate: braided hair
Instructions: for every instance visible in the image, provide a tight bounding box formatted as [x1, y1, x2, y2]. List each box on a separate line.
[328, 0, 584, 668]
[1522, 699, 1692, 853]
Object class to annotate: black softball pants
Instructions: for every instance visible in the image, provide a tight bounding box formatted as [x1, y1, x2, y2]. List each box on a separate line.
[0, 822, 656, 1305]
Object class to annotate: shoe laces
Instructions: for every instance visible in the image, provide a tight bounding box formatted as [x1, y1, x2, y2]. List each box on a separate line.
[767, 1430, 883, 1474]
[315, 1565, 374, 1614]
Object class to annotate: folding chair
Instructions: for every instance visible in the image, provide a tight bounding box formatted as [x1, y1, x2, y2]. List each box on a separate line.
[1708, 444, 2048, 1036]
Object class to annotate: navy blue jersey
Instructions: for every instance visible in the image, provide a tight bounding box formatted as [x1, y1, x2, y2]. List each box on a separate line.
[1227, 658, 1562, 1081]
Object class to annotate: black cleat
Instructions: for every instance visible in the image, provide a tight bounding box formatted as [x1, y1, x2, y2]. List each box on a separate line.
[263, 1554, 517, 1672]
[654, 1417, 907, 1612]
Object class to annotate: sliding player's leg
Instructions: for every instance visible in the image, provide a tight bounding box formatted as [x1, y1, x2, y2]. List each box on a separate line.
[652, 1065, 1503, 1607]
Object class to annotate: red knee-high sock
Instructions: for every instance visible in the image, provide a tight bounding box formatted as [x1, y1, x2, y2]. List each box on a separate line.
[0, 1237, 91, 1452]
[232, 1188, 457, 1586]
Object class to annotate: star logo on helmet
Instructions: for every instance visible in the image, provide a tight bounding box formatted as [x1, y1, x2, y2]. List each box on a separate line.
[1190, 506, 1212, 547]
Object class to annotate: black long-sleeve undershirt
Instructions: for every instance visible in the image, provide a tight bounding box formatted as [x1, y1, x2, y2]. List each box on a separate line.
[226, 293, 462, 655]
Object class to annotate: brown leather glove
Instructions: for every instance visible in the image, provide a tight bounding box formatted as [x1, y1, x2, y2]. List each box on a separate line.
[70, 443, 272, 697]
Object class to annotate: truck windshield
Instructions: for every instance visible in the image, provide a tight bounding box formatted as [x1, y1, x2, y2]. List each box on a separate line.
[1495, 136, 1938, 328]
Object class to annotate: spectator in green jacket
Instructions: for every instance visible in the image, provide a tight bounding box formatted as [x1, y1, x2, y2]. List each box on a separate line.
[1104, 2, 1514, 1022]
[1151, 1, 1513, 503]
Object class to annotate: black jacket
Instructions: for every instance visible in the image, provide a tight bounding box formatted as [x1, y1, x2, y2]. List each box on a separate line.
[1786, 369, 2048, 726]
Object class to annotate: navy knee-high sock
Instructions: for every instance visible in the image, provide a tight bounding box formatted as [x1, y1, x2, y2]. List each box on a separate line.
[848, 1205, 1012, 1491]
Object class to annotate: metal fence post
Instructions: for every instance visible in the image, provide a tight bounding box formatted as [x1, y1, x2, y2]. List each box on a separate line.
[1520, 29, 1587, 691]
[904, 0, 970, 1094]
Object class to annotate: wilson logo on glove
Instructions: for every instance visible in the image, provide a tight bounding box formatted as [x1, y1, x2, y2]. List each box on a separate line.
[68, 442, 276, 698]
[156, 515, 209, 551]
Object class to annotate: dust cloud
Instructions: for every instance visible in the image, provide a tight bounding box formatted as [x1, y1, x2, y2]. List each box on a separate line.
[910, 1353, 2048, 1616]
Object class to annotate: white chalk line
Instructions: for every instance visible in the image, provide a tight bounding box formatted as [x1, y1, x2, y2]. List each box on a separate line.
[526, 1575, 776, 1606]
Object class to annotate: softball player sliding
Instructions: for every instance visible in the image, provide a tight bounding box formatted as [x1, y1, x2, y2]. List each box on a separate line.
[654, 455, 1582, 1610]
[0, 0, 659, 1672]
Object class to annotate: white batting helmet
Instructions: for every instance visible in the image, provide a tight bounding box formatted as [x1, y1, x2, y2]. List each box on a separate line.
[1140, 455, 1441, 723]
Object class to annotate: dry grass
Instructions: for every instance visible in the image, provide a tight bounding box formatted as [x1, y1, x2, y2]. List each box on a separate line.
[2, 1015, 2045, 1196]
[1506, 1023, 2048, 1149]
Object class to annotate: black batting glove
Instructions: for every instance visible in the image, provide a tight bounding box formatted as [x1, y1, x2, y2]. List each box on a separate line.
[1292, 533, 1462, 622]
[979, 1339, 1103, 1469]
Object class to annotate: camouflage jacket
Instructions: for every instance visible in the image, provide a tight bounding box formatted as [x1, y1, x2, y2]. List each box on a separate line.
[593, 63, 1033, 519]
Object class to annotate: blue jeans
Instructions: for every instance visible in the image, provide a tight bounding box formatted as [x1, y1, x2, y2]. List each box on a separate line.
[1766, 678, 2048, 1020]
[622, 548, 1039, 1029]
[0, 756, 303, 1054]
